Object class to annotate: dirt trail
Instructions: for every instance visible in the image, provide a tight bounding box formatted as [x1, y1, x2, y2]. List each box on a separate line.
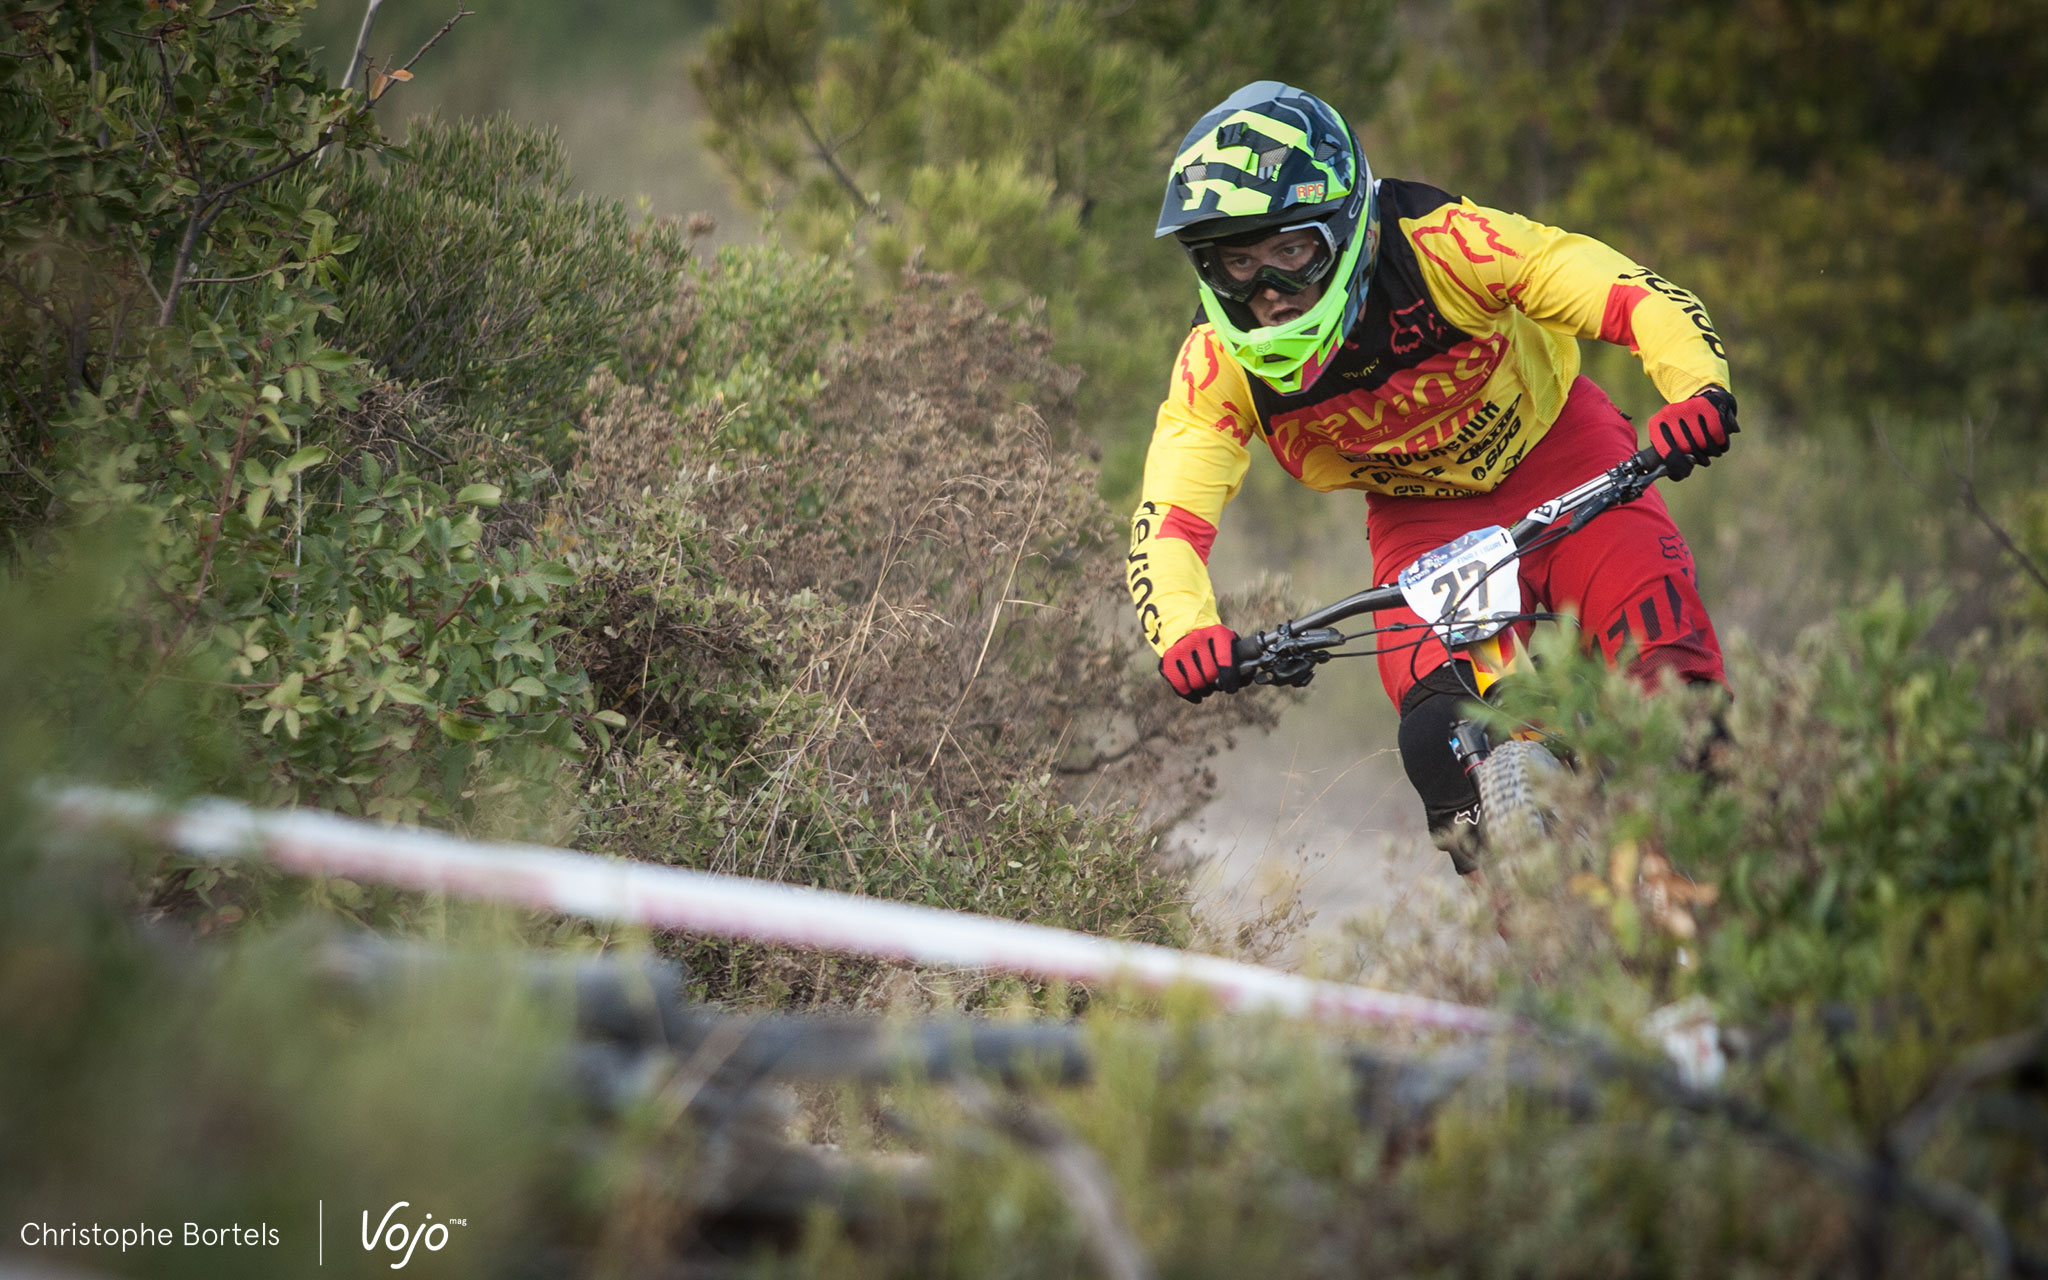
[1175, 493, 1461, 967]
[1179, 688, 1454, 967]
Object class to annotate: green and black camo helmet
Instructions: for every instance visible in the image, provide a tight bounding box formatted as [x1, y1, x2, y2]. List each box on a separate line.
[1157, 81, 1379, 395]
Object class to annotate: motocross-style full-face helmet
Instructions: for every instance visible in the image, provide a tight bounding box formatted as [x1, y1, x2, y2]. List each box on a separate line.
[1156, 81, 1379, 395]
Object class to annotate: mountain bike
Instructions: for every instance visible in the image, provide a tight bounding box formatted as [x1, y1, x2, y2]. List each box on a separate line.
[1224, 446, 1674, 861]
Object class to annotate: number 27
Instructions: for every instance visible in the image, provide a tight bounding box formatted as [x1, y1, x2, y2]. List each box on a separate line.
[1429, 561, 1484, 617]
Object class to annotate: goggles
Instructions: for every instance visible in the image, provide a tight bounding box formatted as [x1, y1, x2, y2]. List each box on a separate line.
[1186, 220, 1339, 305]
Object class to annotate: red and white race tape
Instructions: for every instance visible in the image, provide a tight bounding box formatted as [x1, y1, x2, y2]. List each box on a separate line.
[41, 786, 1507, 1035]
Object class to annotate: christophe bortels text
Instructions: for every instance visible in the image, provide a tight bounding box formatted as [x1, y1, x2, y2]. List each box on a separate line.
[19, 1221, 281, 1251]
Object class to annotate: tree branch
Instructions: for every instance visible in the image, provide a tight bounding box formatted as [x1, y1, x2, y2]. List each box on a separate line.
[160, 134, 342, 323]
[1887, 1025, 2048, 1162]
[182, 239, 347, 287]
[342, 0, 384, 90]
[183, 268, 286, 287]
[952, 1079, 1154, 1280]
[125, 233, 169, 314]
[384, 574, 491, 666]
[0, 371, 60, 496]
[1053, 736, 1158, 775]
[371, 7, 470, 100]
[1875, 416, 2048, 597]
[152, 38, 202, 183]
[1956, 475, 2048, 596]
[186, 412, 262, 615]
[157, 7, 473, 320]
[782, 83, 879, 220]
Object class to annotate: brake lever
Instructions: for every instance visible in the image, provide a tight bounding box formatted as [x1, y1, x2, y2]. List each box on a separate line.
[1563, 487, 1620, 534]
[1563, 456, 1664, 534]
[1240, 625, 1344, 688]
[1254, 652, 1325, 688]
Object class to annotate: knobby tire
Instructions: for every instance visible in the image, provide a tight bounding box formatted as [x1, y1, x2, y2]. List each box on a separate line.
[1476, 739, 1564, 858]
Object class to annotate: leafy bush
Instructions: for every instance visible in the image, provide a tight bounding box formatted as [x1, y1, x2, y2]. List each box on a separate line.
[0, 3, 680, 829]
[665, 241, 856, 452]
[328, 114, 691, 465]
[3, 0, 1265, 986]
[1494, 589, 2048, 1013]
[0, 0, 381, 530]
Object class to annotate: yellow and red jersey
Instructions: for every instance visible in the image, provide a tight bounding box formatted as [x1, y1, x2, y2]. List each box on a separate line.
[1127, 178, 1732, 653]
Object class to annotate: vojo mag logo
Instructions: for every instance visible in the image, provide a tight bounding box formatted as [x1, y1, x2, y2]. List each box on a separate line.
[360, 1201, 466, 1270]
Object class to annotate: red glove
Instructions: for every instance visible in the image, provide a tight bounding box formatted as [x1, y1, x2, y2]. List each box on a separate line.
[1160, 623, 1241, 702]
[1647, 386, 1738, 480]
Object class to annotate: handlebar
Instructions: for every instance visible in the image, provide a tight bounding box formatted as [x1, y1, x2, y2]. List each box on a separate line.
[1228, 446, 1669, 685]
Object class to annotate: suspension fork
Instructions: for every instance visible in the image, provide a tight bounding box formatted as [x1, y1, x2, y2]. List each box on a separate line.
[1447, 630, 1517, 772]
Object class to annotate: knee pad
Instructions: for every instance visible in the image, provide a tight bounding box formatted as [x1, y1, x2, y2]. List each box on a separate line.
[1398, 661, 1484, 812]
[1399, 662, 1486, 872]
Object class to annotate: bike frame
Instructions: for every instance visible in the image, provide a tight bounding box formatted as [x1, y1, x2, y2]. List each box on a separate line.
[1229, 446, 1672, 689]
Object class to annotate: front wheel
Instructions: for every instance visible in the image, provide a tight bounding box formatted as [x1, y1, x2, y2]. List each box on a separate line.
[1476, 739, 1564, 859]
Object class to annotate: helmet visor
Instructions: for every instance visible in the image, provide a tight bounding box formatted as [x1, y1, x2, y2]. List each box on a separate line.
[1185, 221, 1338, 305]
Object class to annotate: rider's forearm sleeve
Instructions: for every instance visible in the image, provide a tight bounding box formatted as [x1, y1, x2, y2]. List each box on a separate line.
[1129, 327, 1254, 655]
[1404, 199, 1733, 402]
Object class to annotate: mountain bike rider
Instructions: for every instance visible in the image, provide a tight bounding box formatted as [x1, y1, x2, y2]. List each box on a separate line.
[1129, 81, 1736, 874]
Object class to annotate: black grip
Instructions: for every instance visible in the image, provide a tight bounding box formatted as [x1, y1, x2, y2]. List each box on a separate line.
[1629, 445, 1665, 475]
[1230, 632, 1265, 668]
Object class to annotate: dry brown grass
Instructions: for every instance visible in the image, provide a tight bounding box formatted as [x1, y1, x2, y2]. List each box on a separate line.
[552, 269, 1301, 1003]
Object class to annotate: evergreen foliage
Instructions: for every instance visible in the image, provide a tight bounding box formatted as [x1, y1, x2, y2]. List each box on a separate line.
[329, 115, 691, 464]
[1382, 0, 2048, 422]
[2, 1, 604, 830]
[690, 0, 1400, 492]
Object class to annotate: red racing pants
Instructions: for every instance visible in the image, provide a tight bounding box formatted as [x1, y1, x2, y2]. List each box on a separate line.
[1365, 377, 1726, 710]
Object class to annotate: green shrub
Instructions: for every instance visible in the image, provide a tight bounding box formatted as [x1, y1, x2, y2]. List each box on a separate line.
[0, 3, 659, 825]
[1450, 588, 2048, 1016]
[0, 0, 381, 531]
[328, 115, 691, 465]
[667, 242, 856, 452]
[1379, 0, 2048, 425]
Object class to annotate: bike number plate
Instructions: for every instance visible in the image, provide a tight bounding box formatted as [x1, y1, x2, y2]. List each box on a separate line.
[1397, 525, 1520, 646]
